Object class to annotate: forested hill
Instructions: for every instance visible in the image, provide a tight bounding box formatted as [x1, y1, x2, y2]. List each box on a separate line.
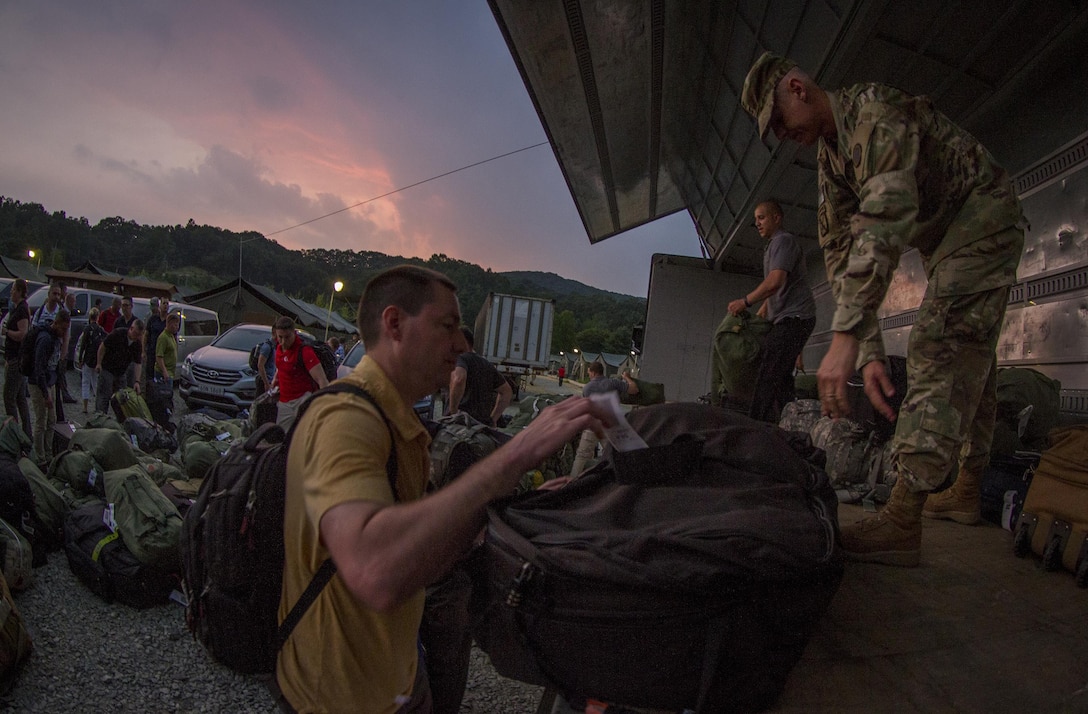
[0, 196, 645, 354]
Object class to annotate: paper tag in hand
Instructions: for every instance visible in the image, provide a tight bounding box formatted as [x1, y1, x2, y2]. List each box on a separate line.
[587, 391, 648, 452]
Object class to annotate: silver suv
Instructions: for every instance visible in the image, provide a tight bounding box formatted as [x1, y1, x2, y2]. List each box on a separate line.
[179, 323, 306, 414]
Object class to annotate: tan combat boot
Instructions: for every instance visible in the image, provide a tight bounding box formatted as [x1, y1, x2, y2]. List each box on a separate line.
[922, 465, 982, 525]
[840, 479, 927, 567]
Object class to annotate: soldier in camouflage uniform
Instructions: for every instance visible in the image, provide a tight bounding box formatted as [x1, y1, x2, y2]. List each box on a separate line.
[741, 52, 1024, 566]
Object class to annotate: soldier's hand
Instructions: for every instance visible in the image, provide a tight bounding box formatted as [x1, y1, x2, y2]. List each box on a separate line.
[817, 332, 858, 419]
[862, 360, 897, 422]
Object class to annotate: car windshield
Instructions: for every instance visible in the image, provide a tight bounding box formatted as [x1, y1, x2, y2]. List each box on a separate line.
[343, 341, 366, 368]
[212, 327, 271, 352]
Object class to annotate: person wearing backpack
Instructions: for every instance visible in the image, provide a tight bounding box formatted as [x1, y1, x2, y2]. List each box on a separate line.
[2, 279, 32, 441]
[276, 265, 611, 714]
[74, 308, 107, 415]
[269, 316, 329, 431]
[28, 309, 69, 464]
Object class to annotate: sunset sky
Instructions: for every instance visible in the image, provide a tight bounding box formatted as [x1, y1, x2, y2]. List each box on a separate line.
[0, 1, 704, 297]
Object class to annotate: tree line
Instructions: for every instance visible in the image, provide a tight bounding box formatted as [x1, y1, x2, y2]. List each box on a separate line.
[0, 197, 645, 354]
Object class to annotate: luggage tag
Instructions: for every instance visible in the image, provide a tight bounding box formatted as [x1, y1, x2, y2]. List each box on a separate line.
[102, 503, 117, 532]
[586, 391, 647, 452]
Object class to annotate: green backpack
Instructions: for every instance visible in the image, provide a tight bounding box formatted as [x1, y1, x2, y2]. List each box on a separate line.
[0, 418, 31, 461]
[103, 465, 183, 570]
[111, 387, 153, 422]
[710, 311, 772, 408]
[17, 458, 68, 539]
[70, 428, 138, 471]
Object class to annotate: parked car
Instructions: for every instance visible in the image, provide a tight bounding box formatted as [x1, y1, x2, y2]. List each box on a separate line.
[178, 323, 289, 415]
[337, 340, 435, 420]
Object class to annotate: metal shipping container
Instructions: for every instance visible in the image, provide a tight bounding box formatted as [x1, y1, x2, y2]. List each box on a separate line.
[473, 292, 554, 373]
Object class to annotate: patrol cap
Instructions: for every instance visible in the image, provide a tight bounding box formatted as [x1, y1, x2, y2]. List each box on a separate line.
[741, 52, 797, 139]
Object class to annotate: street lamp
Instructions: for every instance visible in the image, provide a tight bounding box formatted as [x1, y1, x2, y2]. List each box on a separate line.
[324, 280, 344, 341]
[27, 249, 41, 272]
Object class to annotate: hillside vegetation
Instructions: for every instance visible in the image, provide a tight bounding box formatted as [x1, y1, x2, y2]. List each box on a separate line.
[0, 196, 644, 354]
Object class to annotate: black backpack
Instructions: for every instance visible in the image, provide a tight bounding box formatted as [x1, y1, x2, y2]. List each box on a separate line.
[248, 338, 273, 372]
[180, 383, 396, 674]
[471, 403, 843, 713]
[295, 336, 338, 386]
[77, 322, 106, 367]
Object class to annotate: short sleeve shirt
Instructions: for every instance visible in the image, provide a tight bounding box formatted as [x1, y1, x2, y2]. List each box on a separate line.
[3, 301, 29, 360]
[155, 331, 177, 379]
[276, 335, 322, 402]
[277, 356, 432, 713]
[763, 229, 816, 323]
[454, 351, 506, 423]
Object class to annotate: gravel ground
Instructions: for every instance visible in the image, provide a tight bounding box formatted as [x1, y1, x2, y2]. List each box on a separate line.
[1, 370, 550, 713]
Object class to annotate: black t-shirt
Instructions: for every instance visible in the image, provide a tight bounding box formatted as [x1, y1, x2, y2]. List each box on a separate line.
[455, 351, 506, 423]
[3, 301, 30, 360]
[100, 327, 143, 375]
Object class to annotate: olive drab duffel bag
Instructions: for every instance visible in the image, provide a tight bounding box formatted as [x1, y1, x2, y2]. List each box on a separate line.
[103, 465, 184, 571]
[0, 566, 32, 694]
[471, 403, 843, 713]
[63, 500, 175, 608]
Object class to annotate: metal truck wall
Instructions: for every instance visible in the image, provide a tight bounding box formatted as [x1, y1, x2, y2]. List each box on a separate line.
[474, 293, 555, 370]
[641, 254, 760, 402]
[801, 141, 1088, 416]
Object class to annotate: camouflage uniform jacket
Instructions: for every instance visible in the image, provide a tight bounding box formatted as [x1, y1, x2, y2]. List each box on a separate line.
[817, 82, 1024, 367]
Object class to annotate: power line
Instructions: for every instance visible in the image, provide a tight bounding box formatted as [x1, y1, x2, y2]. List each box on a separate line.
[264, 141, 550, 238]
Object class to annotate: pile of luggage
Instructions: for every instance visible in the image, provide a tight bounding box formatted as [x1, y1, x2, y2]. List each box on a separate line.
[0, 391, 251, 692]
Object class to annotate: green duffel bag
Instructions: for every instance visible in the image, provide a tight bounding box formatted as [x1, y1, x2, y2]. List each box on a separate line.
[70, 428, 138, 472]
[85, 413, 125, 433]
[0, 418, 31, 461]
[103, 465, 183, 570]
[995, 367, 1062, 451]
[180, 419, 244, 450]
[47, 450, 107, 497]
[58, 487, 103, 512]
[136, 454, 186, 486]
[17, 458, 68, 539]
[181, 439, 231, 481]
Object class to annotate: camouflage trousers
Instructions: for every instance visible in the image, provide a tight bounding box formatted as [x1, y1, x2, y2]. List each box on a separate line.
[892, 283, 1010, 492]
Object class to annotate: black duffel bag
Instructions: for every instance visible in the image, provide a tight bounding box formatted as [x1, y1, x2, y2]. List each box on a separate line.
[471, 403, 843, 713]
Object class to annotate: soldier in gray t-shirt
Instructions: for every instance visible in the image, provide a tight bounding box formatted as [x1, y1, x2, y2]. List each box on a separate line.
[727, 200, 816, 423]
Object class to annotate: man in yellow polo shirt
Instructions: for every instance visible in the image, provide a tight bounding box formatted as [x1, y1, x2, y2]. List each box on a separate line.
[277, 265, 611, 713]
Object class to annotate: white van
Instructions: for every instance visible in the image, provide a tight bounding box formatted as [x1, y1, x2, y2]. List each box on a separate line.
[25, 287, 220, 365]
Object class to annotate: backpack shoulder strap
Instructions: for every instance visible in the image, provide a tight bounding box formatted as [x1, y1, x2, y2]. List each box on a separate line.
[277, 382, 399, 649]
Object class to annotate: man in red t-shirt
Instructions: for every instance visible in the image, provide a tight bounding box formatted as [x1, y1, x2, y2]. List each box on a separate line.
[270, 316, 329, 430]
[98, 296, 122, 333]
